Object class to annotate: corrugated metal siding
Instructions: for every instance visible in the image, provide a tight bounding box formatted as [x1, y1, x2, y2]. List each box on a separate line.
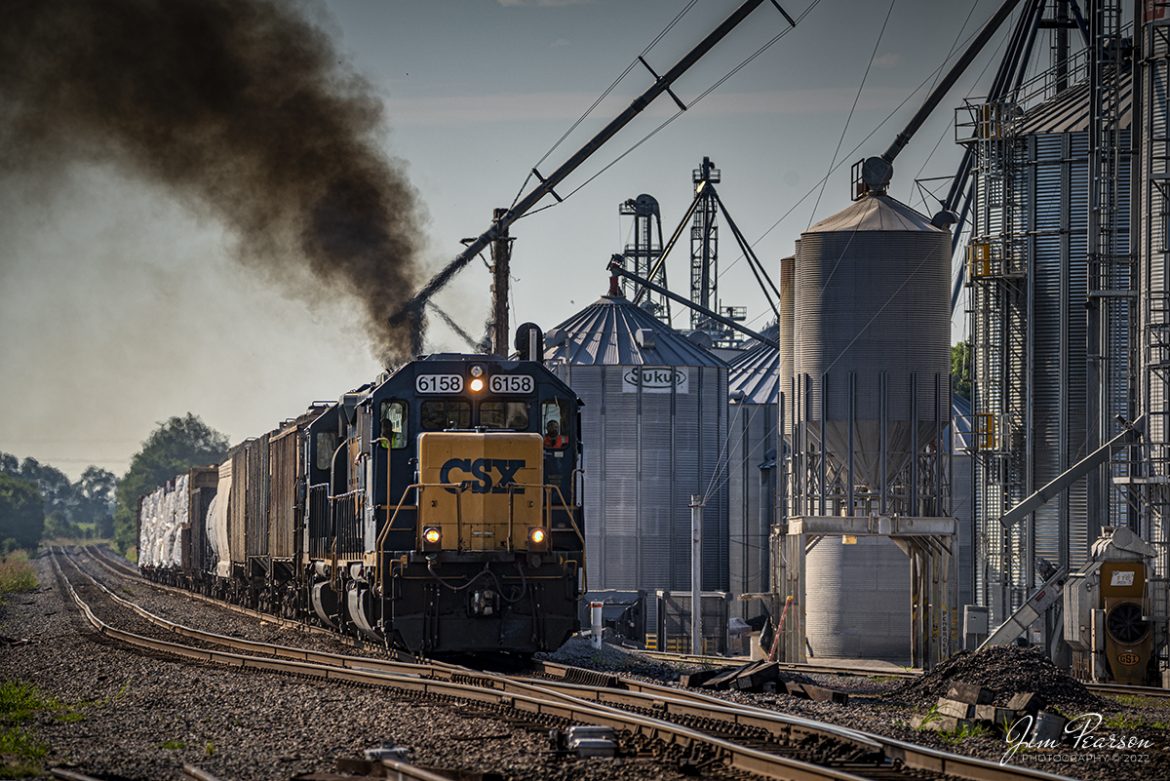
[1014, 75, 1132, 136]
[728, 342, 779, 405]
[1018, 128, 1127, 572]
[545, 294, 725, 368]
[1030, 132, 1067, 568]
[554, 296, 729, 630]
[1066, 132, 1091, 568]
[727, 402, 773, 616]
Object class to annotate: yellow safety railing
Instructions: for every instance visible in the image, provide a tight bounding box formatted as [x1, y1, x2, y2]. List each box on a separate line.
[975, 412, 997, 451]
[967, 241, 991, 279]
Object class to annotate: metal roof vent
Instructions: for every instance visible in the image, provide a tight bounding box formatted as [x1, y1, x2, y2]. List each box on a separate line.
[635, 328, 656, 349]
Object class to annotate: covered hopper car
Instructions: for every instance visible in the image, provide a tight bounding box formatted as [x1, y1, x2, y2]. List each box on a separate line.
[138, 351, 585, 656]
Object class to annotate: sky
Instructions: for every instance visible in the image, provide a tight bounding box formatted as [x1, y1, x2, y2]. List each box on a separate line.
[0, 0, 1060, 478]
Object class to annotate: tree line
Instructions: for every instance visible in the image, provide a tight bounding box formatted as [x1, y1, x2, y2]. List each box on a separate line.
[0, 414, 229, 554]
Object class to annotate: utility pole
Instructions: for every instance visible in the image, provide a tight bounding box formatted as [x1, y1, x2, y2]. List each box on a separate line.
[489, 207, 512, 356]
[690, 495, 705, 654]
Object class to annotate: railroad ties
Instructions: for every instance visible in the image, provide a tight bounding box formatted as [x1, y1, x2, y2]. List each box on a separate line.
[51, 546, 1085, 781]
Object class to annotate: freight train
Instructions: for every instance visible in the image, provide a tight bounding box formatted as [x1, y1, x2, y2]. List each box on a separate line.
[137, 344, 585, 656]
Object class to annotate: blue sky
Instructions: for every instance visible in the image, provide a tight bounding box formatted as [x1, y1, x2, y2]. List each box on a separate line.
[0, 0, 1054, 475]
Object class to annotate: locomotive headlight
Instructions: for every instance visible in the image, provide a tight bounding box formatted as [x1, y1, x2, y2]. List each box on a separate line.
[528, 527, 548, 550]
[469, 377, 485, 393]
[422, 527, 441, 549]
[469, 365, 484, 378]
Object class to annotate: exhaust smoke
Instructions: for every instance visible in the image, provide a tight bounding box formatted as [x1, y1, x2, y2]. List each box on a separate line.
[0, 0, 425, 365]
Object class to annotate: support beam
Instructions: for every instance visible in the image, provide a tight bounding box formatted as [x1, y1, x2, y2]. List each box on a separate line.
[607, 261, 777, 348]
[388, 0, 787, 346]
[999, 415, 1145, 528]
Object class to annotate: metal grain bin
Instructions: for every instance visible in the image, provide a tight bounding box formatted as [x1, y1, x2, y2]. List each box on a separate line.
[966, 81, 1134, 620]
[793, 193, 950, 664]
[727, 331, 778, 618]
[792, 194, 950, 516]
[545, 290, 728, 630]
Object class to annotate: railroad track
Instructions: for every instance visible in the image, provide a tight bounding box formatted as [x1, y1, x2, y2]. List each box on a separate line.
[53, 547, 1078, 781]
[639, 650, 922, 680]
[638, 648, 1170, 700]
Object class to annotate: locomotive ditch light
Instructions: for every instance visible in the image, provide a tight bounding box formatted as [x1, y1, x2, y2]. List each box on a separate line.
[528, 526, 548, 551]
[422, 526, 442, 551]
[469, 377, 485, 393]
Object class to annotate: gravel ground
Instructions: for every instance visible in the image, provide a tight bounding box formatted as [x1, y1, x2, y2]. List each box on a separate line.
[71, 550, 379, 660]
[537, 637, 687, 679]
[891, 646, 1104, 710]
[0, 553, 740, 781]
[587, 652, 1170, 781]
[14, 549, 1170, 780]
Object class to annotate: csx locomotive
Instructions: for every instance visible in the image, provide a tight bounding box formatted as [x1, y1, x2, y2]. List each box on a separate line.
[138, 344, 585, 655]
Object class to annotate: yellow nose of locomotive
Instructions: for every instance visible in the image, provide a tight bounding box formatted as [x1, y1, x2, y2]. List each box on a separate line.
[417, 431, 546, 552]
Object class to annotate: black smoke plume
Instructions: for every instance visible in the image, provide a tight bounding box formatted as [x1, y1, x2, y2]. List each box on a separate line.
[0, 0, 423, 365]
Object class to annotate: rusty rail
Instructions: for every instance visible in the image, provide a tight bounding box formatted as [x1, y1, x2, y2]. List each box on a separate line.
[56, 547, 1080, 781]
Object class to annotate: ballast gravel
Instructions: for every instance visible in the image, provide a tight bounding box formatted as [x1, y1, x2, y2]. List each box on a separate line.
[0, 552, 733, 781]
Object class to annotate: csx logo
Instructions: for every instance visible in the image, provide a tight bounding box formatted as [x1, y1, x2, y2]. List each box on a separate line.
[439, 458, 527, 494]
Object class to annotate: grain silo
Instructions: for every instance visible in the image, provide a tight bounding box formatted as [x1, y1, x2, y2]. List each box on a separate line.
[545, 283, 728, 631]
[727, 327, 779, 617]
[788, 192, 952, 664]
[964, 76, 1133, 623]
[779, 254, 795, 444]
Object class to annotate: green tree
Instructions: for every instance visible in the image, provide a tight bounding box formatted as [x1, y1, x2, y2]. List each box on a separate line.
[113, 414, 230, 552]
[0, 473, 45, 551]
[74, 466, 117, 537]
[951, 340, 972, 400]
[15, 457, 73, 524]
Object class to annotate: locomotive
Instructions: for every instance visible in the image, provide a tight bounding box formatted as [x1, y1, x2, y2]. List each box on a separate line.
[138, 341, 586, 656]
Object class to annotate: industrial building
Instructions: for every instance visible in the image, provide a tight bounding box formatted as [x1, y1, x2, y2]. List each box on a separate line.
[544, 288, 730, 635]
[384, 0, 1170, 686]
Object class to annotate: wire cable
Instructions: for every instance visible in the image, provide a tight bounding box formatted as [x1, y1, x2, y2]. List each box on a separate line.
[715, 4, 1009, 284]
[806, 0, 897, 230]
[511, 0, 699, 209]
[515, 0, 826, 221]
[905, 0, 983, 200]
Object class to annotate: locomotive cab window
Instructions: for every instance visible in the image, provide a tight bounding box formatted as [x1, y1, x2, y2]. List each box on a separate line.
[315, 432, 338, 471]
[542, 399, 570, 450]
[480, 401, 529, 430]
[421, 400, 470, 431]
[380, 401, 407, 449]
